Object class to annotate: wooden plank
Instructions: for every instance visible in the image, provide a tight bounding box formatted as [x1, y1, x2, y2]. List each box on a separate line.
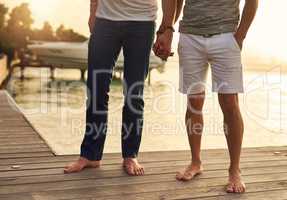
[0, 152, 54, 159]
[0, 127, 35, 132]
[0, 150, 285, 168]
[0, 156, 283, 176]
[0, 140, 45, 146]
[1, 180, 287, 200]
[0, 194, 34, 200]
[1, 169, 287, 196]
[0, 134, 39, 139]
[0, 135, 42, 141]
[0, 147, 51, 154]
[74, 182, 287, 200]
[0, 143, 48, 150]
[92, 184, 287, 200]
[1, 155, 287, 176]
[1, 159, 287, 187]
[187, 190, 287, 200]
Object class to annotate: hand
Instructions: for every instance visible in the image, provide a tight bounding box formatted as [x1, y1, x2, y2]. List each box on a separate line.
[234, 31, 245, 50]
[153, 30, 173, 61]
[88, 15, 96, 34]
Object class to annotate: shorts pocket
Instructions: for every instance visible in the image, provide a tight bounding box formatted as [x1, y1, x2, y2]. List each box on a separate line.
[230, 34, 241, 51]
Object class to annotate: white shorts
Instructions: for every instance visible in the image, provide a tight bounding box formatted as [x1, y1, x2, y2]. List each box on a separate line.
[178, 32, 244, 94]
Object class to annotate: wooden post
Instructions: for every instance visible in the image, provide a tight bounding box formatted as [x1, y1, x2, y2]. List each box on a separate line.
[80, 69, 86, 81]
[148, 72, 151, 85]
[20, 66, 25, 80]
[50, 66, 55, 80]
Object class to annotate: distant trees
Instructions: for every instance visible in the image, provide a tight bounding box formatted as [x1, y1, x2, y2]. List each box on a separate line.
[55, 25, 87, 42]
[30, 22, 87, 42]
[0, 2, 87, 63]
[0, 4, 8, 30]
[5, 3, 33, 50]
[30, 21, 55, 41]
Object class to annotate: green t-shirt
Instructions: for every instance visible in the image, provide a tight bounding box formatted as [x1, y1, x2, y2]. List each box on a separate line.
[179, 0, 240, 35]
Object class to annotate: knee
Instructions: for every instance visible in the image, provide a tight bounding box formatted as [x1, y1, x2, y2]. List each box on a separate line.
[219, 95, 240, 116]
[124, 95, 144, 114]
[186, 95, 204, 116]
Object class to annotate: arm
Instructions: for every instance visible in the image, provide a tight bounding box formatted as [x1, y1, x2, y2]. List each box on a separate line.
[89, 0, 98, 33]
[159, 0, 183, 31]
[154, 0, 182, 60]
[160, 0, 178, 28]
[235, 0, 258, 48]
[175, 0, 184, 23]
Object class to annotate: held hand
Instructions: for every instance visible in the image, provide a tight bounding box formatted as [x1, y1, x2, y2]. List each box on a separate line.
[89, 15, 96, 34]
[153, 30, 173, 61]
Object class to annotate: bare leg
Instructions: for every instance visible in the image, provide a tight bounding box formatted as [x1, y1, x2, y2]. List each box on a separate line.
[176, 93, 205, 181]
[218, 94, 245, 193]
[64, 157, 101, 174]
[123, 158, 144, 176]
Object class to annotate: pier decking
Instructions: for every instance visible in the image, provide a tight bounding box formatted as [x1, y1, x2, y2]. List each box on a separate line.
[0, 90, 287, 200]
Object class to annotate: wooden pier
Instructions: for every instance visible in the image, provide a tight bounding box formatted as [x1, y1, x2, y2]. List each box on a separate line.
[0, 90, 287, 200]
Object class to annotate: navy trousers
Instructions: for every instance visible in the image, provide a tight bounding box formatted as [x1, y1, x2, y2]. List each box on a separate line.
[80, 18, 155, 160]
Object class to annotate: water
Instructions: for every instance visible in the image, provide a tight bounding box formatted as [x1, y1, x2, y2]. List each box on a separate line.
[6, 61, 287, 155]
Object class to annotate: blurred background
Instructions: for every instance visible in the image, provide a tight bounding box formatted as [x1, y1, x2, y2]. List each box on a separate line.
[0, 0, 286, 155]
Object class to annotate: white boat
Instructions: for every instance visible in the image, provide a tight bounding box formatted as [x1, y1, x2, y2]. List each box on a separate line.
[27, 40, 165, 71]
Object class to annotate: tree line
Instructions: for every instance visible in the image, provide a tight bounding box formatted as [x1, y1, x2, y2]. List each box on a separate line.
[0, 3, 87, 63]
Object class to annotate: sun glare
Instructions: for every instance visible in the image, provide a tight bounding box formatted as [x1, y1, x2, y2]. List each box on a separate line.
[28, 0, 58, 26]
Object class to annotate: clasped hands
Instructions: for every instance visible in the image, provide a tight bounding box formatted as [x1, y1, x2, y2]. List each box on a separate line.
[153, 29, 174, 61]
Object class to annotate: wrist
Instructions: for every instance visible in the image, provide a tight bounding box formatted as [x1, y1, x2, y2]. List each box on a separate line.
[157, 25, 175, 35]
[235, 29, 247, 40]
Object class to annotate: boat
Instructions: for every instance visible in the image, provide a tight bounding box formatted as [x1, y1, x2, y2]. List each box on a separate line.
[23, 40, 165, 83]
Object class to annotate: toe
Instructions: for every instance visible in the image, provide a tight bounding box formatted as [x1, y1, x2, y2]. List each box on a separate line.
[139, 167, 144, 175]
[226, 184, 234, 193]
[242, 185, 246, 193]
[175, 171, 184, 180]
[64, 166, 73, 174]
[182, 171, 194, 181]
[135, 168, 140, 176]
[236, 187, 241, 193]
[239, 185, 246, 193]
[235, 186, 241, 193]
[182, 175, 192, 181]
[138, 168, 143, 176]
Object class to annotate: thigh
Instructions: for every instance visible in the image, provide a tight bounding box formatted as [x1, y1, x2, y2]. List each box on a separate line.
[122, 21, 155, 95]
[87, 18, 122, 92]
[178, 33, 209, 95]
[88, 18, 122, 74]
[208, 33, 243, 94]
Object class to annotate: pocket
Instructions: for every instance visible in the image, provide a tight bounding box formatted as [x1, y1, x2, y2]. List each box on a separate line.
[230, 34, 241, 51]
[178, 34, 186, 55]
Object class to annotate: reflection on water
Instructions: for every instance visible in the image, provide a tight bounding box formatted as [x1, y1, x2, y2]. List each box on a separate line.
[6, 62, 287, 155]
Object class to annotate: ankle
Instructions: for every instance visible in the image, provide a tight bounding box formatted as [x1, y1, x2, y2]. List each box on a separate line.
[229, 166, 241, 175]
[79, 157, 101, 164]
[191, 160, 202, 166]
[124, 157, 138, 163]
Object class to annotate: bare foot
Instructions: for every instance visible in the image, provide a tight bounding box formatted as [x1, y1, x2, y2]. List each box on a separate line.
[123, 158, 144, 176]
[64, 157, 101, 174]
[176, 163, 203, 181]
[226, 169, 246, 193]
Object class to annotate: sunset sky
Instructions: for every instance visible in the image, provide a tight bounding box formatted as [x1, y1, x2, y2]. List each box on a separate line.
[1, 0, 287, 62]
